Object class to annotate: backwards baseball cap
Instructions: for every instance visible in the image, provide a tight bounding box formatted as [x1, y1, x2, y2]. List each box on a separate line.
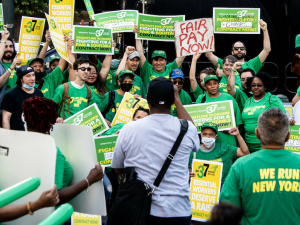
[27, 57, 44, 66]
[114, 48, 122, 56]
[118, 70, 135, 80]
[170, 69, 184, 80]
[201, 122, 218, 134]
[147, 77, 174, 105]
[49, 57, 60, 66]
[204, 75, 219, 84]
[128, 51, 140, 59]
[151, 50, 167, 59]
[17, 65, 34, 79]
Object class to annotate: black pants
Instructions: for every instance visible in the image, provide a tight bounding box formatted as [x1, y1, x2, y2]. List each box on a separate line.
[148, 215, 192, 225]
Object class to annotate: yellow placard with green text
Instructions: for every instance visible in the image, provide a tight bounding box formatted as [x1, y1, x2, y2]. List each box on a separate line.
[71, 212, 101, 225]
[18, 17, 45, 65]
[45, 13, 71, 64]
[111, 92, 149, 126]
[49, 0, 74, 35]
[190, 159, 223, 222]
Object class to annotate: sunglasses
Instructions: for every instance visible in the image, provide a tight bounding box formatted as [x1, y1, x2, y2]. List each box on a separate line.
[172, 80, 184, 85]
[251, 84, 263, 87]
[78, 67, 91, 71]
[233, 47, 245, 51]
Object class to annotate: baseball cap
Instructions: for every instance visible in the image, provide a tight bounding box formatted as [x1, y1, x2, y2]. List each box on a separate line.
[114, 48, 122, 56]
[204, 75, 219, 84]
[17, 65, 34, 79]
[151, 50, 167, 59]
[201, 122, 218, 134]
[128, 51, 140, 60]
[118, 70, 135, 80]
[49, 57, 60, 66]
[170, 69, 184, 80]
[147, 77, 174, 105]
[27, 57, 44, 66]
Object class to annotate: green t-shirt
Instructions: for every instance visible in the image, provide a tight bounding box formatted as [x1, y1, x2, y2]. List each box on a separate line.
[52, 82, 101, 120]
[2, 61, 17, 91]
[189, 143, 238, 184]
[62, 69, 69, 83]
[140, 59, 179, 88]
[101, 123, 125, 136]
[296, 34, 300, 48]
[171, 89, 192, 117]
[35, 66, 64, 99]
[102, 90, 124, 122]
[220, 149, 300, 225]
[196, 93, 243, 146]
[235, 88, 250, 112]
[190, 84, 204, 100]
[219, 74, 243, 93]
[242, 92, 286, 152]
[216, 56, 263, 74]
[129, 74, 146, 98]
[97, 60, 119, 92]
[297, 86, 300, 97]
[55, 147, 73, 190]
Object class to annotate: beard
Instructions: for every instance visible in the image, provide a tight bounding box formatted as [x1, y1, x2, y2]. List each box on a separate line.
[35, 71, 44, 81]
[2, 51, 14, 60]
[233, 52, 245, 60]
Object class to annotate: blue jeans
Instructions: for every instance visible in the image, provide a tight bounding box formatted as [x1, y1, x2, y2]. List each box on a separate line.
[103, 173, 112, 202]
[148, 215, 192, 225]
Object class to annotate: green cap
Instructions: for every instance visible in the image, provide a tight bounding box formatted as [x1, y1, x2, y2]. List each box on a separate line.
[201, 122, 218, 133]
[118, 70, 135, 80]
[49, 57, 60, 66]
[204, 75, 219, 84]
[296, 34, 300, 48]
[151, 50, 167, 59]
[114, 48, 121, 56]
[27, 57, 44, 66]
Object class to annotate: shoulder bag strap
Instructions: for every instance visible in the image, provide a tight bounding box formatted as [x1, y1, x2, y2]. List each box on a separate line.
[201, 94, 206, 103]
[59, 83, 70, 120]
[85, 84, 92, 106]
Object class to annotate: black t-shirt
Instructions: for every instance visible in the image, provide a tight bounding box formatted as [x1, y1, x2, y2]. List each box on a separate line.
[1, 87, 44, 131]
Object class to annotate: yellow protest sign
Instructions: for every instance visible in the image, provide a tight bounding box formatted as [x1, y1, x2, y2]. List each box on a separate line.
[190, 159, 223, 222]
[45, 13, 71, 64]
[71, 212, 101, 225]
[49, 0, 74, 35]
[18, 17, 45, 65]
[111, 92, 148, 126]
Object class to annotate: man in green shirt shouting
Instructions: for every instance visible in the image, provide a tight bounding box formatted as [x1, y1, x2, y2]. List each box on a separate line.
[220, 108, 300, 225]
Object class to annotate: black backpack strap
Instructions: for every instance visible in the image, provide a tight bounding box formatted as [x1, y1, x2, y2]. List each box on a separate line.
[103, 90, 116, 117]
[150, 119, 189, 195]
[37, 79, 45, 89]
[201, 94, 206, 103]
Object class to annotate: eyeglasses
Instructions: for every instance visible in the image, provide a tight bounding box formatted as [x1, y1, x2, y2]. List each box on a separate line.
[251, 84, 263, 87]
[172, 80, 184, 85]
[78, 67, 91, 71]
[233, 47, 245, 51]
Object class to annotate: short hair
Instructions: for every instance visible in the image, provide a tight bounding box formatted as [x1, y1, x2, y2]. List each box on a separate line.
[199, 67, 216, 76]
[119, 75, 133, 83]
[73, 57, 90, 70]
[239, 68, 255, 77]
[132, 106, 149, 119]
[257, 108, 289, 146]
[246, 71, 272, 92]
[223, 55, 237, 65]
[231, 41, 246, 50]
[209, 202, 243, 225]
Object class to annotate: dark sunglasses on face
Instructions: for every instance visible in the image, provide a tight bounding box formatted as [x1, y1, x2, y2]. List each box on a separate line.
[173, 80, 184, 85]
[78, 67, 91, 71]
[251, 84, 263, 88]
[233, 47, 245, 51]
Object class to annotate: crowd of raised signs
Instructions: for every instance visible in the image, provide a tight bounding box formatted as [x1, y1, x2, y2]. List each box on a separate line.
[1, 15, 300, 225]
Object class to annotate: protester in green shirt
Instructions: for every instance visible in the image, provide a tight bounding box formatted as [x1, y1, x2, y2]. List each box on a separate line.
[242, 72, 286, 152]
[85, 62, 107, 97]
[292, 86, 300, 106]
[169, 69, 192, 117]
[220, 108, 300, 225]
[189, 122, 249, 184]
[115, 47, 146, 98]
[206, 20, 270, 74]
[133, 25, 185, 88]
[196, 75, 243, 146]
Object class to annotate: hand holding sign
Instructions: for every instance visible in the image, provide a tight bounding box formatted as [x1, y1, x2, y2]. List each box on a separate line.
[133, 24, 138, 34]
[12, 54, 21, 68]
[259, 19, 267, 31]
[192, 52, 202, 61]
[45, 30, 51, 44]
[37, 185, 60, 208]
[87, 163, 104, 185]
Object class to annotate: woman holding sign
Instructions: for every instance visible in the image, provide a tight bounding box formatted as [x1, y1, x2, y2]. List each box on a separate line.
[196, 75, 243, 147]
[242, 72, 286, 152]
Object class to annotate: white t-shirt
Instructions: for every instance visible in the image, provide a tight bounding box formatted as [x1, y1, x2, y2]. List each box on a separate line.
[112, 113, 199, 217]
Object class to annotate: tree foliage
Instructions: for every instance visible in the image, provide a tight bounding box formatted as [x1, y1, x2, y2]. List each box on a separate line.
[14, 0, 48, 15]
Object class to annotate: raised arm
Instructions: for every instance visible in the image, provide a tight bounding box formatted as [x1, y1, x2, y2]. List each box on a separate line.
[176, 56, 185, 68]
[0, 29, 10, 61]
[38, 30, 51, 60]
[100, 55, 112, 81]
[258, 19, 271, 64]
[190, 53, 201, 91]
[65, 37, 77, 81]
[133, 25, 146, 68]
[115, 46, 135, 78]
[205, 51, 219, 67]
[227, 62, 243, 98]
[229, 127, 250, 157]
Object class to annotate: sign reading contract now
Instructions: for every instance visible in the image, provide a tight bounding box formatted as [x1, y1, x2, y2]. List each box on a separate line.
[184, 100, 235, 133]
[64, 103, 109, 137]
[72, 26, 113, 55]
[136, 14, 185, 41]
[190, 159, 223, 222]
[94, 135, 118, 167]
[285, 124, 300, 153]
[71, 212, 101, 225]
[92, 10, 138, 33]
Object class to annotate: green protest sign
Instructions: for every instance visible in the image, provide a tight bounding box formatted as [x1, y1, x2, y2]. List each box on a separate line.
[213, 8, 260, 34]
[184, 100, 235, 133]
[94, 135, 118, 166]
[0, 4, 4, 33]
[136, 14, 185, 41]
[285, 124, 300, 153]
[92, 10, 138, 33]
[84, 0, 95, 20]
[64, 103, 109, 136]
[72, 25, 113, 55]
